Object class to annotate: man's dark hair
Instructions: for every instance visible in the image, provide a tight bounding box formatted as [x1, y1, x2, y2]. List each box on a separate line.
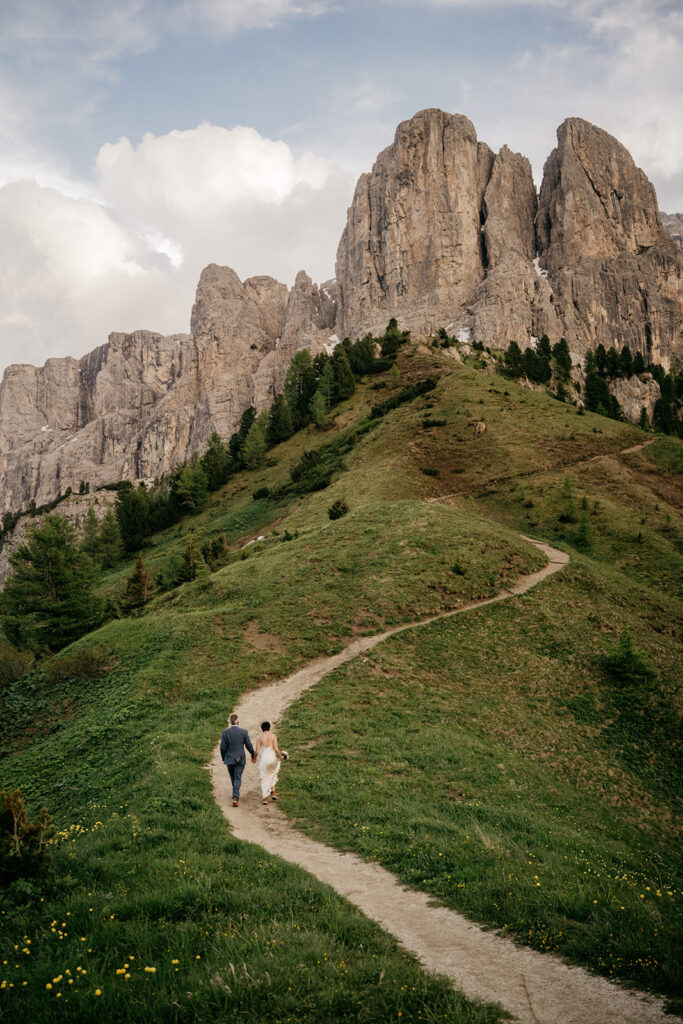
[261, 721, 270, 731]
[230, 713, 239, 725]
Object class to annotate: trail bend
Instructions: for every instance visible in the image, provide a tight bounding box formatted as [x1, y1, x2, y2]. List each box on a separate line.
[210, 534, 672, 1024]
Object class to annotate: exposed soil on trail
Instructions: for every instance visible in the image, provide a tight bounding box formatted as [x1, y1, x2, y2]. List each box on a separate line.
[210, 524, 674, 1024]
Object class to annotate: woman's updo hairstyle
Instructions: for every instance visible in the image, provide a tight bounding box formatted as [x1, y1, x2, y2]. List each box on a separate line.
[261, 721, 271, 732]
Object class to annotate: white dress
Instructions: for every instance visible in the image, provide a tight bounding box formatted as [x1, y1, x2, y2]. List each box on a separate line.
[258, 743, 280, 799]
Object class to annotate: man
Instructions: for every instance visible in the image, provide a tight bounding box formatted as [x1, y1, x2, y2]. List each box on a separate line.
[220, 713, 255, 807]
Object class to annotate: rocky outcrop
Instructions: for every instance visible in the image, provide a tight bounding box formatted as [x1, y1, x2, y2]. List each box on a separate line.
[2, 109, 681, 515]
[609, 374, 661, 424]
[335, 111, 682, 371]
[536, 119, 683, 369]
[0, 269, 337, 513]
[661, 212, 683, 250]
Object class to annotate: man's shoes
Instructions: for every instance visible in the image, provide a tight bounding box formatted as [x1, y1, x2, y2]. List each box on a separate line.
[262, 798, 269, 805]
[232, 798, 238, 807]
[270, 791, 277, 801]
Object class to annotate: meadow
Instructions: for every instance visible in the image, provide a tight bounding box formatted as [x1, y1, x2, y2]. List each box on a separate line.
[1, 345, 681, 1019]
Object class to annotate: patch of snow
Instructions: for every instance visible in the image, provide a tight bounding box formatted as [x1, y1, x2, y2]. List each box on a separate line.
[457, 327, 471, 343]
[274, 336, 281, 349]
[532, 255, 548, 279]
[323, 333, 341, 355]
[446, 322, 455, 332]
[530, 335, 538, 346]
[41, 425, 51, 432]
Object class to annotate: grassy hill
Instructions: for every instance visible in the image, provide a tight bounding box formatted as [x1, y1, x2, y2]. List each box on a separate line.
[1, 345, 681, 1021]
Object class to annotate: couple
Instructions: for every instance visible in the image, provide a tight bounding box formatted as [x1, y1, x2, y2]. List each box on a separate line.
[220, 713, 284, 807]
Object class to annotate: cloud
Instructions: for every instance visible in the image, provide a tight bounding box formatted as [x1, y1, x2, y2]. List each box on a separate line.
[0, 125, 353, 376]
[173, 0, 335, 35]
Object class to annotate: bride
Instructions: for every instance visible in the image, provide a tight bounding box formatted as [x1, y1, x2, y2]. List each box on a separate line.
[253, 721, 283, 805]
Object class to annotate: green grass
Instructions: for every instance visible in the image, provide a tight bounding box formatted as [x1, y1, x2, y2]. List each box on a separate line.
[1, 345, 681, 1019]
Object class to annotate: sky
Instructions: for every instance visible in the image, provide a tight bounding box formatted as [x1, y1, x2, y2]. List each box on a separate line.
[1, 0, 681, 376]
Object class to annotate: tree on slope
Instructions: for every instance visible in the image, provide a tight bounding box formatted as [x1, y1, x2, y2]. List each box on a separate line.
[0, 515, 103, 653]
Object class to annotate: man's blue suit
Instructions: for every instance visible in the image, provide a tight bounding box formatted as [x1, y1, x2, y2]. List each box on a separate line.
[220, 725, 255, 802]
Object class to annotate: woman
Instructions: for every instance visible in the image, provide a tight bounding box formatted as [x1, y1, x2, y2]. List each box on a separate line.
[253, 721, 283, 805]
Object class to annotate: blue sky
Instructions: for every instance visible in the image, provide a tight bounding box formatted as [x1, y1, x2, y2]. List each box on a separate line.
[1, 0, 681, 374]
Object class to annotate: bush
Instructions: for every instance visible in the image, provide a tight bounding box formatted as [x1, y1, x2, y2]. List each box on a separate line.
[252, 486, 271, 501]
[1, 790, 54, 886]
[328, 499, 349, 521]
[419, 467, 440, 477]
[369, 378, 437, 419]
[600, 630, 657, 687]
[45, 644, 113, 684]
[0, 639, 34, 689]
[422, 418, 447, 428]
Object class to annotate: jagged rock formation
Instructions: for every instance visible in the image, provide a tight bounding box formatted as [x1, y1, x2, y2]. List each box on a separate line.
[662, 212, 683, 250]
[1, 108, 681, 515]
[335, 110, 682, 369]
[536, 119, 683, 369]
[0, 269, 335, 513]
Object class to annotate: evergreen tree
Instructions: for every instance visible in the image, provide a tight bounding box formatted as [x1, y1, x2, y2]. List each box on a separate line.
[309, 388, 328, 428]
[638, 406, 651, 432]
[523, 347, 552, 385]
[241, 419, 267, 469]
[201, 432, 230, 491]
[391, 362, 401, 386]
[228, 407, 257, 468]
[80, 508, 100, 559]
[594, 344, 608, 376]
[606, 346, 621, 378]
[284, 350, 317, 428]
[503, 341, 524, 377]
[653, 396, 677, 435]
[584, 349, 596, 376]
[0, 515, 103, 653]
[97, 509, 123, 568]
[122, 552, 152, 611]
[537, 334, 551, 360]
[179, 535, 201, 583]
[552, 338, 572, 379]
[619, 345, 634, 378]
[318, 360, 337, 409]
[266, 394, 294, 447]
[312, 351, 329, 377]
[171, 461, 208, 514]
[633, 350, 646, 375]
[331, 345, 356, 401]
[347, 334, 378, 375]
[115, 483, 150, 552]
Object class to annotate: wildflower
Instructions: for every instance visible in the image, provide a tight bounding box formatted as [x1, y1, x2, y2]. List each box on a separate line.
[95, 989, 102, 996]
[144, 966, 156, 973]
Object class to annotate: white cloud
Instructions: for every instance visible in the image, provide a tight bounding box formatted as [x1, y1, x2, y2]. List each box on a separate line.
[173, 0, 334, 35]
[0, 125, 353, 376]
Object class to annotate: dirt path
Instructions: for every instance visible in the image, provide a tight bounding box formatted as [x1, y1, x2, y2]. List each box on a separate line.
[210, 535, 672, 1024]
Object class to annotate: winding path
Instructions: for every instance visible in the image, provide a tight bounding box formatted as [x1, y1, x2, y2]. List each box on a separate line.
[210, 535, 672, 1024]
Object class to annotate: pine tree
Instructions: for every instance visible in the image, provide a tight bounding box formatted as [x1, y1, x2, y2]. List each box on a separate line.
[179, 535, 200, 583]
[619, 346, 634, 378]
[638, 406, 651, 432]
[80, 508, 100, 559]
[537, 334, 552, 360]
[606, 346, 621, 378]
[266, 394, 294, 447]
[171, 461, 209, 514]
[331, 345, 356, 401]
[552, 338, 572, 379]
[284, 350, 317, 428]
[633, 350, 646, 375]
[504, 341, 524, 377]
[97, 509, 123, 567]
[309, 389, 328, 428]
[122, 552, 152, 611]
[241, 419, 267, 469]
[201, 432, 230, 491]
[228, 407, 257, 468]
[0, 514, 103, 653]
[115, 483, 150, 552]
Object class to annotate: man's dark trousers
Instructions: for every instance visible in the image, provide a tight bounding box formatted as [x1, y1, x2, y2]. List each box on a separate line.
[220, 725, 255, 802]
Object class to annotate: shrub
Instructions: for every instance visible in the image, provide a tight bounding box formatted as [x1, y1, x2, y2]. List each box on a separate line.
[328, 499, 349, 521]
[369, 378, 437, 419]
[0, 639, 34, 689]
[45, 644, 113, 684]
[422, 417, 447, 428]
[420, 467, 440, 477]
[600, 630, 657, 687]
[252, 486, 271, 500]
[1, 790, 54, 886]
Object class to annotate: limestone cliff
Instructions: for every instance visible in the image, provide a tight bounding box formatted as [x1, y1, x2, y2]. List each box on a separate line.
[537, 119, 683, 369]
[1, 108, 681, 516]
[0, 269, 336, 513]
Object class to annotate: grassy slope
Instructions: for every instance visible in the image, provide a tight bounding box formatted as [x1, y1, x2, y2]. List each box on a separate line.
[1, 348, 680, 1019]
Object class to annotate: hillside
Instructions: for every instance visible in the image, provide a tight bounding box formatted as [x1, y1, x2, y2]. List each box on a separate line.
[0, 345, 681, 1022]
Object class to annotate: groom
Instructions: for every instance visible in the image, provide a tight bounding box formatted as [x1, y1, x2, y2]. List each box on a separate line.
[220, 713, 255, 807]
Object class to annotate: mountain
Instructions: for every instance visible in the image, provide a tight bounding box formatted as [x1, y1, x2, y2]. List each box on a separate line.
[1, 109, 681, 514]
